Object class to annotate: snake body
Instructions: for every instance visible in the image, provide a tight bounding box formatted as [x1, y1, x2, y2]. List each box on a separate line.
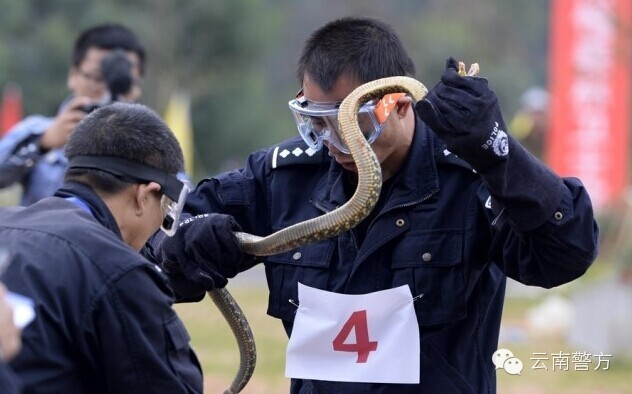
[207, 76, 428, 393]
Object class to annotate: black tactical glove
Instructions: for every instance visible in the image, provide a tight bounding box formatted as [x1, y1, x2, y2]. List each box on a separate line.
[416, 57, 510, 171]
[152, 213, 247, 290]
[418, 57, 566, 231]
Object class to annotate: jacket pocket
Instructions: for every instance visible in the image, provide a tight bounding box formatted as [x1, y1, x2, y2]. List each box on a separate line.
[265, 239, 335, 321]
[421, 342, 477, 393]
[391, 229, 466, 326]
[164, 314, 203, 393]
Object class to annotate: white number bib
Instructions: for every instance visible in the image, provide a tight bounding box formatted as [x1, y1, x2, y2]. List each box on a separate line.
[285, 283, 420, 384]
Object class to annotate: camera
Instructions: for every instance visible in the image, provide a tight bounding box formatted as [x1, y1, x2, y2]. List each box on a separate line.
[81, 49, 134, 113]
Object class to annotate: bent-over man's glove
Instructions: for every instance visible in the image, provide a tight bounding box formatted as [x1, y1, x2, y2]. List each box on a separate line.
[416, 57, 510, 171]
[153, 213, 247, 290]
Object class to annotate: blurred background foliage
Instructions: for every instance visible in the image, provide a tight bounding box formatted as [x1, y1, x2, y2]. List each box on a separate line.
[0, 0, 549, 180]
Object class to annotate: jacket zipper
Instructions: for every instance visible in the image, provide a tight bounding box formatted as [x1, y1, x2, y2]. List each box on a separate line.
[311, 200, 360, 251]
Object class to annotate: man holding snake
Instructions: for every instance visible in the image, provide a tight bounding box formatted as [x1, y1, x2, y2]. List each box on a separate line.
[150, 16, 598, 393]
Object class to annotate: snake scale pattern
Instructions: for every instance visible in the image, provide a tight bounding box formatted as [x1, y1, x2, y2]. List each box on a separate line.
[207, 76, 428, 393]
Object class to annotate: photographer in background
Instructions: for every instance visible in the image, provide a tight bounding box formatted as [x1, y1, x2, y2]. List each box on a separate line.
[0, 23, 145, 205]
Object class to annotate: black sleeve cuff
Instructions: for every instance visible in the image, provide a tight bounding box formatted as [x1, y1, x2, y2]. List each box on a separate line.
[479, 135, 564, 232]
[141, 240, 206, 303]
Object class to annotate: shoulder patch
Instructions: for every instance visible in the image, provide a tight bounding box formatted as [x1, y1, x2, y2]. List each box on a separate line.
[269, 137, 326, 169]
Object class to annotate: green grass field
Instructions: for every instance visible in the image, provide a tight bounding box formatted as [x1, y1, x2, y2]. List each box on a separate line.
[175, 284, 290, 394]
[497, 293, 632, 394]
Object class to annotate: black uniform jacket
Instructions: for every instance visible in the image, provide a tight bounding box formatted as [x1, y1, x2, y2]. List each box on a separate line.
[184, 114, 598, 393]
[0, 182, 202, 394]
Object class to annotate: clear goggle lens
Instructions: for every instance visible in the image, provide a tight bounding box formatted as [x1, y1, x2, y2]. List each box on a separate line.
[288, 91, 404, 154]
[160, 175, 191, 237]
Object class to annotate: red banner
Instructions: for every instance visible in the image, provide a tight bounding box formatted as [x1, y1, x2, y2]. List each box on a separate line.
[0, 83, 23, 137]
[547, 0, 631, 209]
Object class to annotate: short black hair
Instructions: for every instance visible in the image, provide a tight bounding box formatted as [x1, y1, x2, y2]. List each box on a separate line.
[72, 23, 146, 75]
[64, 102, 184, 194]
[297, 16, 416, 92]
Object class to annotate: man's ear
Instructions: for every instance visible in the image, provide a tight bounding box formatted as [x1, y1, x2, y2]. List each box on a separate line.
[396, 96, 414, 119]
[134, 182, 162, 216]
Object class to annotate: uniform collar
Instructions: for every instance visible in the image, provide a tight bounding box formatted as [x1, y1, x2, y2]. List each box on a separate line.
[54, 181, 123, 240]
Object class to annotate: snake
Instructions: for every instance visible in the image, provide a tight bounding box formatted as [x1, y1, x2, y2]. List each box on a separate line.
[206, 76, 428, 394]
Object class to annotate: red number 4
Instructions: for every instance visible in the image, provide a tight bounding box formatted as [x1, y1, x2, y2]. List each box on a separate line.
[332, 310, 378, 363]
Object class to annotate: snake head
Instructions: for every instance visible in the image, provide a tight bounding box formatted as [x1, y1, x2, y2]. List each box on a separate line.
[457, 61, 480, 77]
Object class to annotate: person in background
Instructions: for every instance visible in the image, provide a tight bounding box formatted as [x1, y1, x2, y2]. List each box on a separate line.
[0, 102, 238, 393]
[0, 23, 145, 205]
[508, 86, 549, 159]
[149, 16, 598, 393]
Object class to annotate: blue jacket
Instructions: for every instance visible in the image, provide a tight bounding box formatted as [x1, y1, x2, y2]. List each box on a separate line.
[185, 114, 598, 393]
[0, 362, 21, 394]
[0, 100, 70, 206]
[0, 182, 203, 394]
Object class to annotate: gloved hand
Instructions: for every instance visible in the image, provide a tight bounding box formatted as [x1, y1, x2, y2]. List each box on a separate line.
[153, 213, 247, 290]
[416, 57, 511, 171]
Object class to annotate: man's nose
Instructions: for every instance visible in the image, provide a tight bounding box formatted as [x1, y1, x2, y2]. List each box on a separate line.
[324, 142, 342, 157]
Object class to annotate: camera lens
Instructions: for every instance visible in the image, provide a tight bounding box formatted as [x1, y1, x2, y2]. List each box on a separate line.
[101, 50, 133, 101]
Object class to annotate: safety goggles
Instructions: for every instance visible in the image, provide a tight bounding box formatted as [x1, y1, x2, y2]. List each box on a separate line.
[288, 90, 404, 154]
[67, 155, 190, 236]
[157, 174, 191, 236]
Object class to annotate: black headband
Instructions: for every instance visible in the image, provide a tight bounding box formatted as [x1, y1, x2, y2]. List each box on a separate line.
[67, 155, 185, 201]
